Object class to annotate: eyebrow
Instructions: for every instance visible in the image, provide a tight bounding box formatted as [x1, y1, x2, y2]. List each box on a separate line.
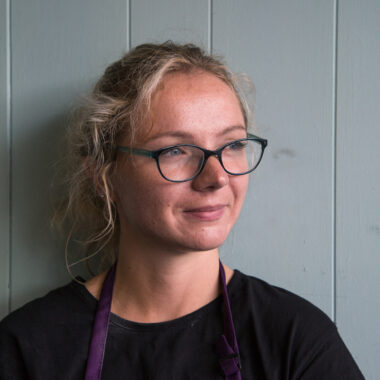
[147, 125, 246, 142]
[217, 125, 246, 136]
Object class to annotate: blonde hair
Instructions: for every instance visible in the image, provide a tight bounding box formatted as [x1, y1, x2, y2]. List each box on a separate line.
[53, 41, 254, 280]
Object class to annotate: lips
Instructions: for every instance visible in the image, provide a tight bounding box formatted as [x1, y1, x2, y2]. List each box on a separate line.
[183, 204, 226, 221]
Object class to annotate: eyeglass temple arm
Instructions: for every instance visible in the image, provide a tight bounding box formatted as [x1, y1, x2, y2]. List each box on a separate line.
[247, 133, 268, 147]
[117, 146, 154, 158]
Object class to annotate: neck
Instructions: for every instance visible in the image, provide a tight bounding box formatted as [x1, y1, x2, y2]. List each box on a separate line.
[112, 242, 225, 323]
[84, 232, 235, 323]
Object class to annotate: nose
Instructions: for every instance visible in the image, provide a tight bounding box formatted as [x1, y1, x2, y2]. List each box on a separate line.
[191, 155, 229, 191]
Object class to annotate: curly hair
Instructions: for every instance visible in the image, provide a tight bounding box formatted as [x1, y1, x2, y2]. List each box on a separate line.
[53, 41, 254, 280]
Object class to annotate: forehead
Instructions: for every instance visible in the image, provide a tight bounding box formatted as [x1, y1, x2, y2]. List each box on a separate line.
[142, 71, 245, 141]
[152, 71, 238, 106]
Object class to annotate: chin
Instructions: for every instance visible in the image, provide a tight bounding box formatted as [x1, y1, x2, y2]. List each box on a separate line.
[179, 229, 230, 252]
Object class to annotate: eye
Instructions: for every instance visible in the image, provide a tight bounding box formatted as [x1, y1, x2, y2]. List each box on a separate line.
[160, 146, 188, 158]
[162, 147, 184, 156]
[226, 140, 247, 151]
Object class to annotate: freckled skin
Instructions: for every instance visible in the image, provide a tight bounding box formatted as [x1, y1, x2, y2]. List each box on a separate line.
[112, 71, 249, 255]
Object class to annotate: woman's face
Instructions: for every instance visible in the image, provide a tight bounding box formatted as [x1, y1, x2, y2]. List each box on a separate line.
[113, 71, 249, 254]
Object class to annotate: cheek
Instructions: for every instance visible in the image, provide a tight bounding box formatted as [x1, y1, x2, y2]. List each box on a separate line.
[113, 168, 176, 227]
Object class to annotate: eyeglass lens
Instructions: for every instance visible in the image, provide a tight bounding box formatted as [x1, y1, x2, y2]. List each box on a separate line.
[158, 140, 263, 182]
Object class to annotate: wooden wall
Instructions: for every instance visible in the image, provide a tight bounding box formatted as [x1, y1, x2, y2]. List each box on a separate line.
[1, 0, 378, 377]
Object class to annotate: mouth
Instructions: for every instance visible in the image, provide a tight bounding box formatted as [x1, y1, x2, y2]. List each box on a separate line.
[183, 204, 226, 221]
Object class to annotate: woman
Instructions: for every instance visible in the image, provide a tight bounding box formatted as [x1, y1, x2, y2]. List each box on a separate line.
[0, 42, 363, 379]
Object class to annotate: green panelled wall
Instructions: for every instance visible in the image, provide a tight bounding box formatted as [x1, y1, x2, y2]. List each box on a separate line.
[1, 0, 379, 378]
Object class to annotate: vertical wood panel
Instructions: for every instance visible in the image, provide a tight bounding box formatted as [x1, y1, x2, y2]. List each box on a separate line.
[214, 0, 335, 316]
[0, 0, 10, 320]
[10, 0, 127, 311]
[131, 0, 209, 47]
[336, 1, 380, 377]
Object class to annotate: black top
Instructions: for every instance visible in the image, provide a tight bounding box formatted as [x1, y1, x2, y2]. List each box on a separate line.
[0, 270, 364, 379]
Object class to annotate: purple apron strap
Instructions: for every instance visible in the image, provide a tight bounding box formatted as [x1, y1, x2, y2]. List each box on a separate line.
[84, 260, 241, 380]
[217, 260, 242, 380]
[84, 264, 116, 380]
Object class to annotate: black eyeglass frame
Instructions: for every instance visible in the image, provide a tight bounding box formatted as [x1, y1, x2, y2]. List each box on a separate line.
[117, 133, 268, 183]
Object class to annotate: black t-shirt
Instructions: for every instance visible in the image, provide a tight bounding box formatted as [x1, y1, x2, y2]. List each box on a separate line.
[0, 269, 364, 379]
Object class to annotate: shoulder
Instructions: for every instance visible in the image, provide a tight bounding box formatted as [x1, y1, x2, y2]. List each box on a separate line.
[229, 270, 364, 378]
[230, 269, 333, 330]
[231, 270, 336, 350]
[0, 280, 97, 379]
[0, 279, 95, 341]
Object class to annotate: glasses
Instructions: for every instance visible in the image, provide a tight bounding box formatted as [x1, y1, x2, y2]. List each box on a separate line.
[117, 133, 268, 183]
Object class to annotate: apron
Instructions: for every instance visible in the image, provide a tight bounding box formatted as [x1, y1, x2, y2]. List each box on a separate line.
[84, 260, 242, 380]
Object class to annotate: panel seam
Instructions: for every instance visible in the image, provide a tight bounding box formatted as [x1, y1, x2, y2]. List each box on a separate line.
[6, 0, 12, 314]
[208, 0, 213, 53]
[127, 0, 131, 50]
[332, 0, 339, 324]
